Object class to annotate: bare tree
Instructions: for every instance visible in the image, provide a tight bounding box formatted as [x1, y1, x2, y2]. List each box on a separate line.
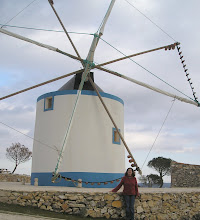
[6, 143, 32, 174]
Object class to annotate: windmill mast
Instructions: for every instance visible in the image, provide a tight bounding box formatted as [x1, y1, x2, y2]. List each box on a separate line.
[53, 0, 116, 180]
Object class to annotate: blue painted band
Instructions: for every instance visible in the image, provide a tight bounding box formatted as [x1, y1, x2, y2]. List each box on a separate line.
[31, 172, 124, 188]
[37, 90, 124, 105]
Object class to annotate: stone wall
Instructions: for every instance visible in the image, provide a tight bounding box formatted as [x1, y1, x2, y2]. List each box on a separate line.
[0, 174, 30, 183]
[0, 189, 200, 220]
[171, 161, 200, 187]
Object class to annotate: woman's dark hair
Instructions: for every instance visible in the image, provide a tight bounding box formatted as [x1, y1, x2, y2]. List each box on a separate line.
[125, 168, 135, 177]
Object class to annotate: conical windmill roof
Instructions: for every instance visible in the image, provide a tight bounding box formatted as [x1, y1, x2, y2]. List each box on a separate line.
[58, 72, 104, 92]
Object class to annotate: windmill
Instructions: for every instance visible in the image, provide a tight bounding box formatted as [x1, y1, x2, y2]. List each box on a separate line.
[0, 0, 199, 187]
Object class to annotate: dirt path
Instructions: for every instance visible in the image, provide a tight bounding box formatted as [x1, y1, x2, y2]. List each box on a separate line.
[1, 182, 200, 193]
[0, 211, 64, 220]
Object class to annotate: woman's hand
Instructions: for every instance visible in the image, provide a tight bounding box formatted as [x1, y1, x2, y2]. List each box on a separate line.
[136, 194, 141, 199]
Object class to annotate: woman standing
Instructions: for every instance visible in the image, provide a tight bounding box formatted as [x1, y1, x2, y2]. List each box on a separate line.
[111, 168, 139, 220]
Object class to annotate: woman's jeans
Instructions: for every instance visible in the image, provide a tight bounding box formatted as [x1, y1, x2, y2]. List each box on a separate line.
[124, 195, 136, 220]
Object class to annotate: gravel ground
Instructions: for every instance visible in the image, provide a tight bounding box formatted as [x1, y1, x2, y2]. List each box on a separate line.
[1, 182, 200, 193]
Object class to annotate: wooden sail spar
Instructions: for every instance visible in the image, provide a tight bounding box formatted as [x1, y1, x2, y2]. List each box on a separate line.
[0, 28, 198, 107]
[96, 66, 199, 107]
[0, 28, 81, 62]
[88, 76, 142, 174]
[48, 0, 84, 67]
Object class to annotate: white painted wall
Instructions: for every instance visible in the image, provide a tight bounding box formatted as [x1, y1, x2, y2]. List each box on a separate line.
[31, 92, 125, 174]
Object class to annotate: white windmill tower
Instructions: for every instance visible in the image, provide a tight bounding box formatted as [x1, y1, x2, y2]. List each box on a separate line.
[31, 71, 126, 187]
[0, 0, 199, 187]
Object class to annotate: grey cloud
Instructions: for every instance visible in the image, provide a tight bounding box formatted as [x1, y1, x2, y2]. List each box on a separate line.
[0, 127, 10, 137]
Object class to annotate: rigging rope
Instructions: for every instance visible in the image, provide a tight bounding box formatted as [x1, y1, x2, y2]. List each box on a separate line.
[1, 0, 38, 29]
[0, 121, 59, 152]
[96, 42, 179, 67]
[124, 0, 177, 42]
[176, 45, 199, 102]
[0, 24, 93, 36]
[53, 173, 122, 186]
[100, 37, 197, 103]
[94, 61, 198, 106]
[141, 99, 176, 170]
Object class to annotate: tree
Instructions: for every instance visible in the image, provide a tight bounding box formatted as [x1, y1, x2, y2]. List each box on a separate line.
[6, 143, 32, 174]
[147, 174, 162, 186]
[147, 157, 172, 188]
[139, 174, 162, 187]
[139, 175, 149, 187]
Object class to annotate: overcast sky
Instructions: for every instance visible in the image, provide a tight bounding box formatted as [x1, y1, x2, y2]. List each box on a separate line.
[0, 0, 200, 182]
